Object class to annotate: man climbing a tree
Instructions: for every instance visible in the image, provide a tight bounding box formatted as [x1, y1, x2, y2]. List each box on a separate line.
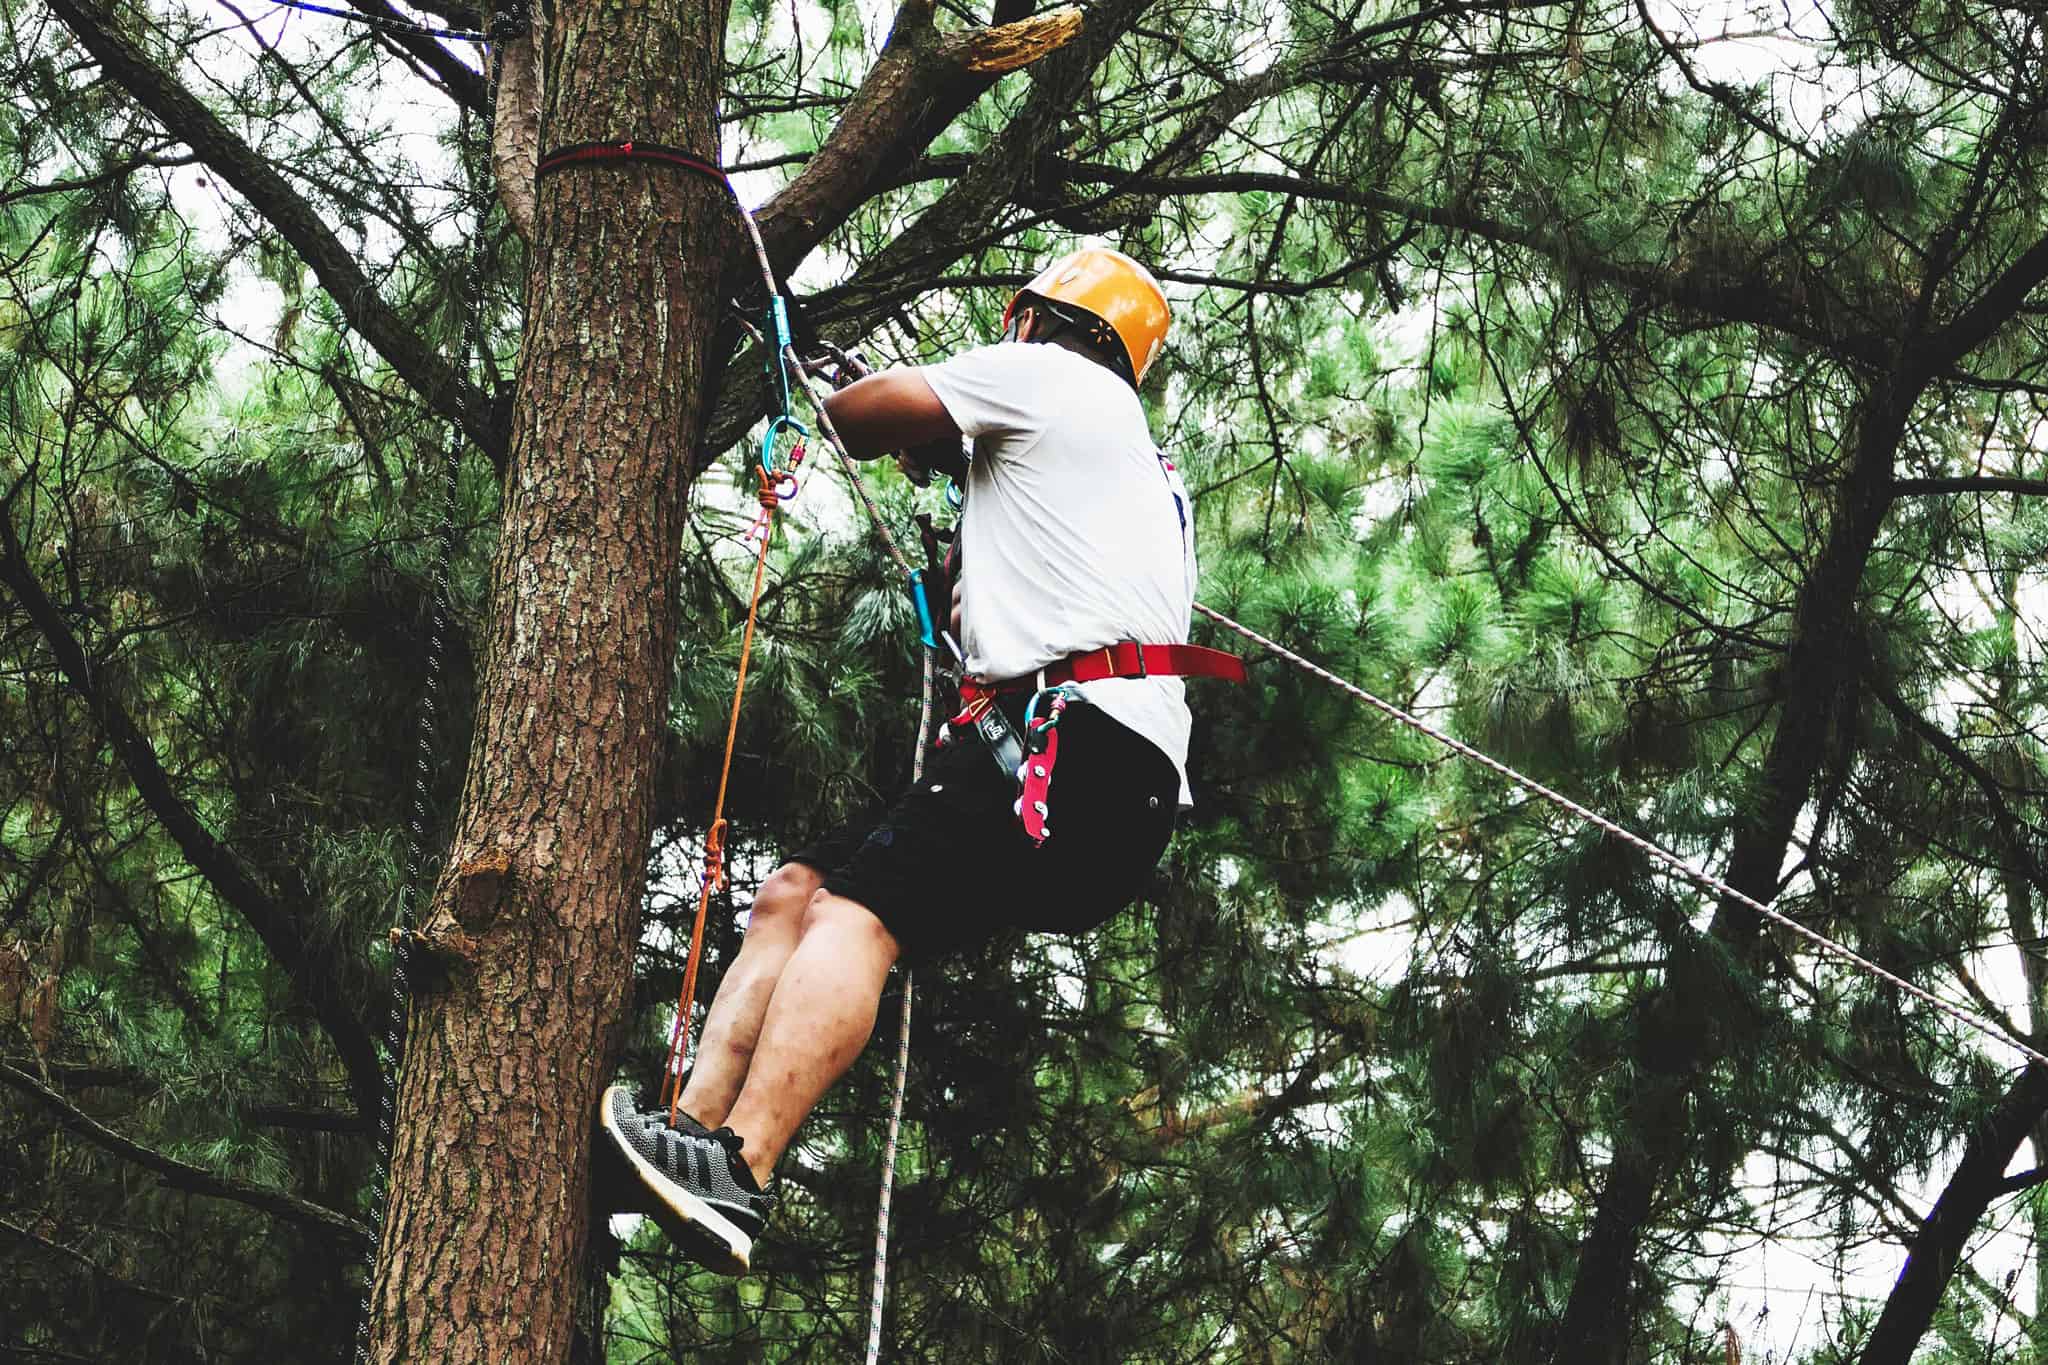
[596, 249, 1239, 1273]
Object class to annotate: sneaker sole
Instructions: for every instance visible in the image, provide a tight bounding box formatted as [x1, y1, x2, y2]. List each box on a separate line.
[599, 1085, 753, 1276]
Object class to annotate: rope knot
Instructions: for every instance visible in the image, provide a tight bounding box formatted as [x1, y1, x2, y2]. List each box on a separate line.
[756, 470, 781, 511]
[703, 818, 730, 890]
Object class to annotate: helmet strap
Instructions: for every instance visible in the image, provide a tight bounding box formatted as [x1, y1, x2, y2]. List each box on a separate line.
[1009, 297, 1138, 388]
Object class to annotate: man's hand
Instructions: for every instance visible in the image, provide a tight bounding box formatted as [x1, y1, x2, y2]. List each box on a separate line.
[819, 369, 960, 462]
[898, 436, 968, 485]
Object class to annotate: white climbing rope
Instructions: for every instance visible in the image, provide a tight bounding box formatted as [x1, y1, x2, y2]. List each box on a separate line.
[1192, 602, 2048, 1073]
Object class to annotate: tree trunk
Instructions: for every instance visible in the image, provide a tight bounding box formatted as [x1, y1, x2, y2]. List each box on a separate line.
[1552, 390, 1914, 1363]
[363, 2, 735, 1359]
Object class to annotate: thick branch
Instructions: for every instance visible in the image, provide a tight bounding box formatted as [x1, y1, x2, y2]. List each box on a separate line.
[704, 0, 1147, 458]
[343, 0, 491, 112]
[246, 1104, 371, 1133]
[1996, 1165, 2048, 1196]
[754, 0, 1084, 275]
[1053, 165, 1895, 369]
[0, 1061, 372, 1251]
[1925, 233, 2048, 376]
[1856, 1065, 2048, 1365]
[44, 0, 501, 461]
[0, 509, 383, 1118]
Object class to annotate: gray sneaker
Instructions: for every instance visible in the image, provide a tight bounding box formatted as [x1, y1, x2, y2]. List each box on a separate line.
[598, 1084, 771, 1274]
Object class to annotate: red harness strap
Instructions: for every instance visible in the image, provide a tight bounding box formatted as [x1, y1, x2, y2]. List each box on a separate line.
[955, 641, 1247, 714]
[1022, 641, 1246, 690]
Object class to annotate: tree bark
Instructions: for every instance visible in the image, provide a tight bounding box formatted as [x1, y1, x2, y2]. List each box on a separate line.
[362, 0, 735, 1359]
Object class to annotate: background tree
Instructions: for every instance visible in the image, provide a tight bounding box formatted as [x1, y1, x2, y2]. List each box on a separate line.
[3, 0, 2046, 1361]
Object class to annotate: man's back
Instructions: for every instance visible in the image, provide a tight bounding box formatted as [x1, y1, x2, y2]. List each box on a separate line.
[922, 341, 1197, 800]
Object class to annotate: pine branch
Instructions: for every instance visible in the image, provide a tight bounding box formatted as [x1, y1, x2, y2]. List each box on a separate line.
[0, 150, 199, 207]
[1868, 680, 2048, 912]
[1049, 165, 1895, 369]
[1924, 231, 2048, 376]
[0, 1215, 191, 1309]
[0, 1062, 372, 1252]
[0, 503, 384, 1119]
[702, 0, 1154, 458]
[1995, 1165, 2048, 1196]
[42, 0, 502, 464]
[246, 1105, 371, 1133]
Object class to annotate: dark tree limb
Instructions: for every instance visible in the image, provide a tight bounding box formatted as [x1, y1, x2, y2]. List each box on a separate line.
[1925, 232, 2048, 376]
[0, 504, 384, 1119]
[1855, 1065, 2048, 1365]
[701, 0, 1153, 460]
[43, 0, 502, 463]
[1554, 386, 1918, 1363]
[342, 0, 492, 112]
[754, 0, 1086, 275]
[0, 150, 199, 207]
[0, 1061, 372, 1252]
[245, 1104, 371, 1133]
[1995, 1166, 2048, 1196]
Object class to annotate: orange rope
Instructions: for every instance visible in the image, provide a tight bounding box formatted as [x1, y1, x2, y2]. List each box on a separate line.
[663, 469, 785, 1125]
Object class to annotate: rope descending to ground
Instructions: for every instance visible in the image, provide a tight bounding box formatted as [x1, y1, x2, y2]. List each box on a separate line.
[353, 90, 488, 1365]
[1192, 602, 2048, 1075]
[661, 466, 803, 1124]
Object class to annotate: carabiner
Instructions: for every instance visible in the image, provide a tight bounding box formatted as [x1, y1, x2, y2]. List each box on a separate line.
[1023, 683, 1083, 745]
[761, 415, 809, 478]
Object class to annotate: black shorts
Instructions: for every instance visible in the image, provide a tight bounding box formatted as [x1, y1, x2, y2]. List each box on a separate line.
[787, 697, 1179, 962]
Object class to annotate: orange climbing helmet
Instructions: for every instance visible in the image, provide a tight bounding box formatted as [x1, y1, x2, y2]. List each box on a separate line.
[1003, 247, 1171, 387]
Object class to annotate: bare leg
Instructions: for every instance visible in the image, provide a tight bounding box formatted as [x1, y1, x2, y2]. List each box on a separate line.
[675, 863, 822, 1127]
[721, 890, 900, 1187]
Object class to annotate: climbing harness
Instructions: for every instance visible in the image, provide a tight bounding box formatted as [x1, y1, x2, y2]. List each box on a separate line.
[1014, 685, 1081, 844]
[945, 641, 1248, 844]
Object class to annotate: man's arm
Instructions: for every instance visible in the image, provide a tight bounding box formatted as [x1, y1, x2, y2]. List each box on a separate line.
[819, 369, 961, 466]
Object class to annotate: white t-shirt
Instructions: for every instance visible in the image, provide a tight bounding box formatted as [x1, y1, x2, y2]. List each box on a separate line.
[921, 342, 1198, 806]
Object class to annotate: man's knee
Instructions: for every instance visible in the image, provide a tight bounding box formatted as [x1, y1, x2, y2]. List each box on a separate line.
[800, 889, 901, 960]
[747, 863, 824, 939]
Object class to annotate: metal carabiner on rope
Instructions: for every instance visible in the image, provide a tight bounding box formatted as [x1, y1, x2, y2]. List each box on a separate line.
[760, 415, 808, 480]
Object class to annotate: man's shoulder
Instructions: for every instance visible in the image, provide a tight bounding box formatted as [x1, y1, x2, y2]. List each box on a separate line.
[933, 340, 1111, 380]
